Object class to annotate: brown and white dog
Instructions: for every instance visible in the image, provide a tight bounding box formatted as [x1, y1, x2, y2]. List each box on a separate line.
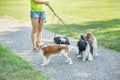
[36, 42, 72, 66]
[85, 32, 98, 56]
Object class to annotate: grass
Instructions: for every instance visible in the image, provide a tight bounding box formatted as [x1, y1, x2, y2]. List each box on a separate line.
[0, 0, 30, 22]
[45, 19, 120, 52]
[0, 45, 50, 80]
[45, 0, 120, 52]
[0, 0, 120, 52]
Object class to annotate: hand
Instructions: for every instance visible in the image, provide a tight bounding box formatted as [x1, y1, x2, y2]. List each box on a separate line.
[44, 1, 49, 6]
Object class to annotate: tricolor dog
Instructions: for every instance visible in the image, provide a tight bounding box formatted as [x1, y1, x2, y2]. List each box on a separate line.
[36, 42, 72, 66]
[54, 36, 70, 45]
[77, 35, 93, 61]
[85, 32, 98, 56]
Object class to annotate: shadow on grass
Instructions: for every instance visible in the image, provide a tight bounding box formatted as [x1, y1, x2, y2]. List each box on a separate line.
[45, 18, 120, 52]
[45, 18, 120, 35]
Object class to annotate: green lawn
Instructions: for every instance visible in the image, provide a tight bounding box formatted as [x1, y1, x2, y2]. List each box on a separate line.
[46, 0, 120, 52]
[0, 45, 50, 80]
[0, 0, 120, 52]
[0, 0, 30, 22]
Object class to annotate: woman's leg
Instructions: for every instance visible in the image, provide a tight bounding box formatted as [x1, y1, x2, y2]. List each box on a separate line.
[31, 18, 39, 49]
[36, 18, 44, 47]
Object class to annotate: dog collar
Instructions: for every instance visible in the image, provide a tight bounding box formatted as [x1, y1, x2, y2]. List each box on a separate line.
[39, 44, 47, 50]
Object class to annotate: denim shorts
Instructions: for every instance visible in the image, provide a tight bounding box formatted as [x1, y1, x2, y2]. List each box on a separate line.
[30, 11, 47, 22]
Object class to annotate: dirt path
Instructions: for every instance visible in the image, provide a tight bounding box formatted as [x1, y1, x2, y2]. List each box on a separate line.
[0, 18, 120, 80]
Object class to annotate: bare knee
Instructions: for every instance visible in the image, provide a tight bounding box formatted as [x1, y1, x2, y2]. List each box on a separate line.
[37, 28, 42, 32]
[37, 27, 42, 32]
[32, 29, 37, 33]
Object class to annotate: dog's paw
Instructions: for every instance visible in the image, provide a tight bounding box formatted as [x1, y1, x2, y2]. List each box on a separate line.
[88, 57, 93, 61]
[69, 62, 72, 64]
[93, 53, 99, 56]
[82, 59, 86, 61]
[88, 59, 93, 61]
[69, 63, 72, 65]
[65, 60, 69, 63]
[41, 64, 45, 66]
[41, 63, 46, 66]
[95, 53, 99, 56]
[77, 55, 81, 58]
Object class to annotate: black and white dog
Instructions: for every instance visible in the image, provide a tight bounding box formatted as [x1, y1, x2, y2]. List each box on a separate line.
[54, 36, 70, 45]
[77, 35, 93, 61]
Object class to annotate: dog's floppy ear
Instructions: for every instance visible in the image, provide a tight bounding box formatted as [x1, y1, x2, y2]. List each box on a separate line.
[86, 32, 93, 38]
[80, 35, 86, 40]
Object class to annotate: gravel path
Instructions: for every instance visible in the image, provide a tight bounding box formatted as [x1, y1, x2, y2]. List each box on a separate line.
[0, 18, 120, 80]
